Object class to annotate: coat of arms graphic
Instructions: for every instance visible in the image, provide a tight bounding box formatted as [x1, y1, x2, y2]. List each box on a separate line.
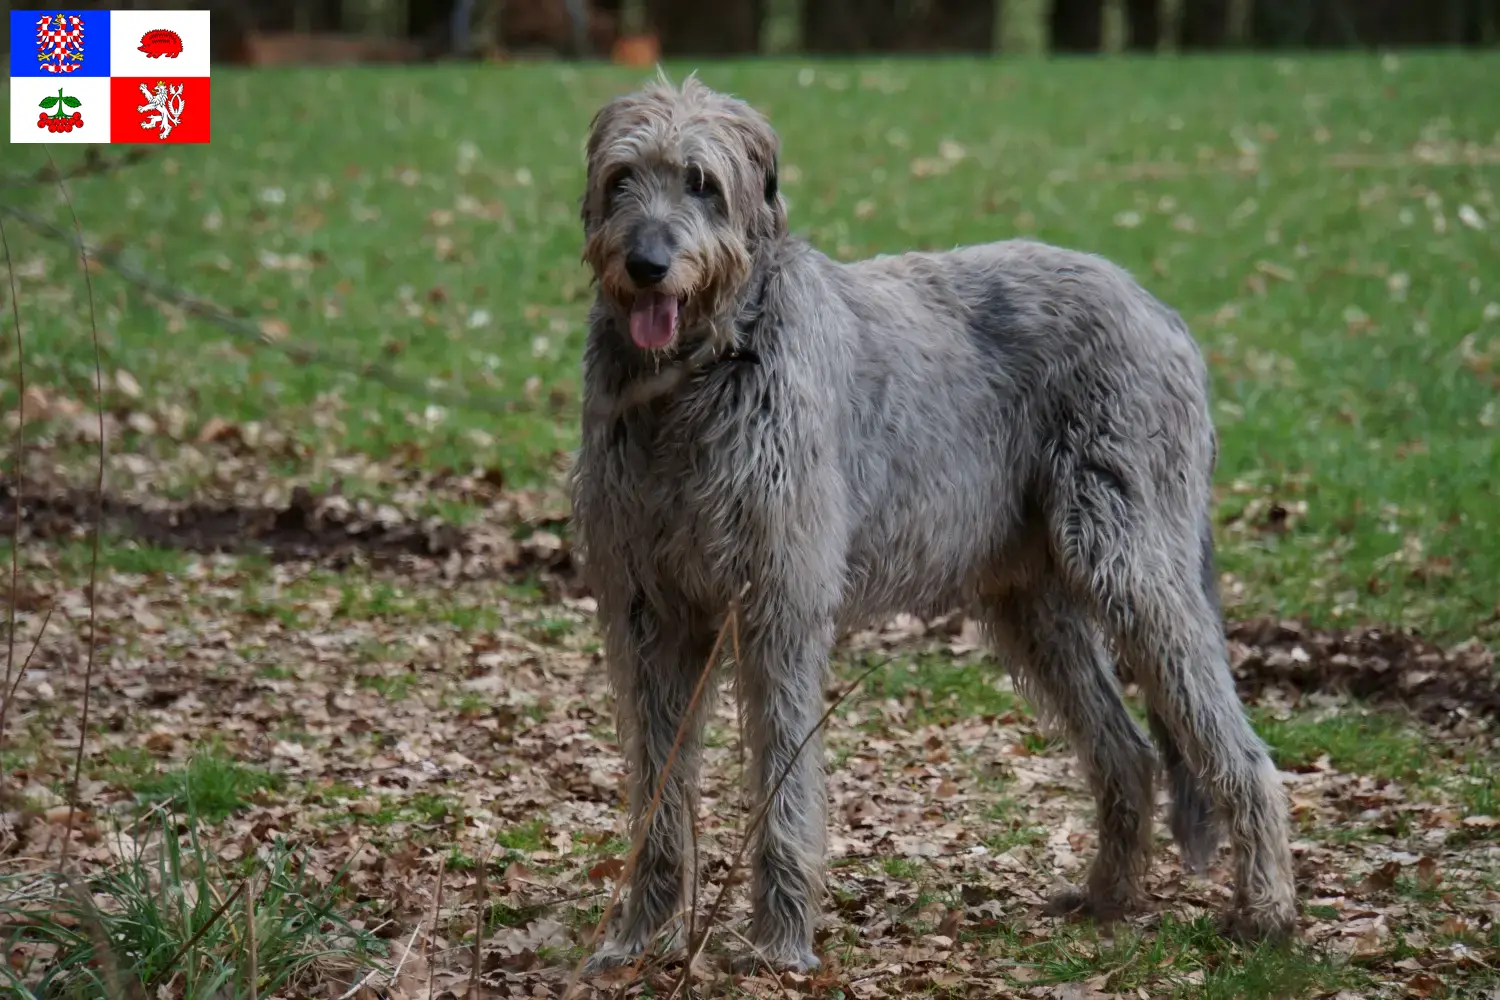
[35, 13, 86, 75]
[137, 81, 186, 140]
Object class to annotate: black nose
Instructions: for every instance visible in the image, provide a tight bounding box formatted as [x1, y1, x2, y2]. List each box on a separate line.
[625, 244, 671, 287]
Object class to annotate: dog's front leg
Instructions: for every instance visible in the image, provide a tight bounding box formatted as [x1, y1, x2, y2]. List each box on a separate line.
[585, 596, 718, 974]
[734, 605, 832, 973]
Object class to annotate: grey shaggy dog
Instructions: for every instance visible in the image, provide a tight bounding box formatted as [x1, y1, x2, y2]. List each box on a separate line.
[569, 73, 1297, 974]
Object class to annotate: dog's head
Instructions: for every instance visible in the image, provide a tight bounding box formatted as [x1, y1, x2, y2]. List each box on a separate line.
[580, 72, 785, 354]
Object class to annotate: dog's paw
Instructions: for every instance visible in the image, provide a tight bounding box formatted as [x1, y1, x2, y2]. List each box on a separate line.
[1043, 884, 1144, 925]
[1217, 902, 1298, 945]
[1042, 886, 1090, 918]
[729, 948, 820, 976]
[580, 943, 645, 978]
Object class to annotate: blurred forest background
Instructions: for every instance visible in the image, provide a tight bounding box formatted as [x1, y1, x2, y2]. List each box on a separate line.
[6, 0, 1500, 69]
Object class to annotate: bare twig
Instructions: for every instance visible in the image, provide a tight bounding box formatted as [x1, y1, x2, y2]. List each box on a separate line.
[145, 873, 253, 994]
[717, 924, 795, 1000]
[45, 148, 105, 874]
[59, 868, 143, 1000]
[0, 147, 153, 189]
[335, 920, 422, 1000]
[0, 208, 27, 786]
[246, 870, 260, 1000]
[0, 203, 515, 419]
[391, 923, 423, 987]
[688, 797, 700, 982]
[560, 604, 734, 1000]
[468, 841, 494, 999]
[2, 603, 53, 723]
[428, 855, 446, 1000]
[679, 653, 889, 983]
[334, 965, 382, 1000]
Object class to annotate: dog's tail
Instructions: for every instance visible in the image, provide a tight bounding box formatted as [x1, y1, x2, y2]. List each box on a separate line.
[1148, 513, 1225, 876]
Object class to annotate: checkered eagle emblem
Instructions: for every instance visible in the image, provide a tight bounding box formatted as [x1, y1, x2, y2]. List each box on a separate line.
[35, 13, 85, 75]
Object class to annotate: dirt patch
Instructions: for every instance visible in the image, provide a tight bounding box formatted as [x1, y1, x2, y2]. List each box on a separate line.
[0, 481, 576, 582]
[5, 480, 1496, 722]
[1228, 618, 1499, 726]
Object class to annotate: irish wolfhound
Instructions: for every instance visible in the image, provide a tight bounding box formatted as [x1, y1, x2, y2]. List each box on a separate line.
[569, 74, 1296, 973]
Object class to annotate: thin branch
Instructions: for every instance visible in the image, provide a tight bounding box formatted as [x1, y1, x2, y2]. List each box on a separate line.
[390, 923, 423, 988]
[0, 203, 515, 419]
[144, 874, 252, 994]
[335, 920, 422, 1000]
[59, 868, 143, 1000]
[246, 870, 260, 1000]
[0, 148, 153, 189]
[46, 147, 105, 874]
[428, 855, 446, 1000]
[561, 604, 734, 1000]
[467, 841, 494, 1000]
[2, 603, 52, 734]
[679, 652, 889, 983]
[0, 208, 26, 789]
[716, 924, 795, 1000]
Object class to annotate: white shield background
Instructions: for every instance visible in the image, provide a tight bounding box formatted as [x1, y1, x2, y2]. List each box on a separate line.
[109, 9, 212, 78]
[9, 76, 112, 145]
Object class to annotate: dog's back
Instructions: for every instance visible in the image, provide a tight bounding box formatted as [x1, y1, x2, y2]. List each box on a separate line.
[783, 237, 1214, 625]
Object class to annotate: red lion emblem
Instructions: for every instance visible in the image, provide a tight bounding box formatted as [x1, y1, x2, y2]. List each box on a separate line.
[138, 29, 183, 59]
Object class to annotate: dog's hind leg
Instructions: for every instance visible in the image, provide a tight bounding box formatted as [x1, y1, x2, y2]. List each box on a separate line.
[584, 596, 718, 974]
[1143, 511, 1227, 874]
[1048, 465, 1297, 942]
[1147, 707, 1222, 875]
[986, 588, 1156, 922]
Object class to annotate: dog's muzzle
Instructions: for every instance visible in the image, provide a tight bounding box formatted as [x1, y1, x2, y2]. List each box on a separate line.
[624, 224, 679, 350]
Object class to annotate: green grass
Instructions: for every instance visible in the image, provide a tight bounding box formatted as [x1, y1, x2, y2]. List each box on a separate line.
[496, 817, 548, 853]
[0, 811, 383, 999]
[0, 537, 192, 579]
[355, 670, 419, 701]
[981, 915, 1362, 999]
[857, 651, 1019, 725]
[1254, 708, 1431, 781]
[104, 746, 282, 822]
[982, 796, 1048, 852]
[362, 792, 455, 827]
[882, 856, 923, 879]
[5, 54, 1500, 639]
[1462, 769, 1500, 818]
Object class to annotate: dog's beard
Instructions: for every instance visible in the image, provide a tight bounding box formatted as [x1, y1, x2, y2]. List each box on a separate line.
[628, 290, 679, 350]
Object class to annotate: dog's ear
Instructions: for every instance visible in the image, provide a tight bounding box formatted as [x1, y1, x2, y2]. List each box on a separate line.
[735, 108, 786, 239]
[580, 95, 633, 233]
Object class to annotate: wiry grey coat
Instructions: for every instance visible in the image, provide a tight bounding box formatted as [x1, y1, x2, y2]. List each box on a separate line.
[570, 75, 1296, 974]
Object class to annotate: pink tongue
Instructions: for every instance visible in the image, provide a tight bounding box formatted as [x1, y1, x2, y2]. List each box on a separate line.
[629, 291, 678, 350]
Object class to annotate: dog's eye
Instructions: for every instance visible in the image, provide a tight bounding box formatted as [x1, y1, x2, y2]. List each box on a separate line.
[603, 168, 631, 212]
[685, 163, 718, 199]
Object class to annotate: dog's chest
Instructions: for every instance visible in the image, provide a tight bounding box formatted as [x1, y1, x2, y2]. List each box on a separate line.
[581, 371, 789, 604]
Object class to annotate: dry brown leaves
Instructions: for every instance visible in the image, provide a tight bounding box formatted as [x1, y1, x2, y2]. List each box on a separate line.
[3, 437, 1500, 998]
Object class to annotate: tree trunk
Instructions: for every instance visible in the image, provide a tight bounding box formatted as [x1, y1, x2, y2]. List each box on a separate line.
[910, 0, 999, 53]
[1350, 0, 1460, 45]
[1124, 0, 1160, 51]
[1459, 0, 1500, 44]
[1178, 0, 1230, 48]
[408, 0, 458, 51]
[296, 0, 343, 32]
[647, 0, 763, 54]
[801, 0, 901, 53]
[1050, 0, 1104, 52]
[1249, 0, 1354, 47]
